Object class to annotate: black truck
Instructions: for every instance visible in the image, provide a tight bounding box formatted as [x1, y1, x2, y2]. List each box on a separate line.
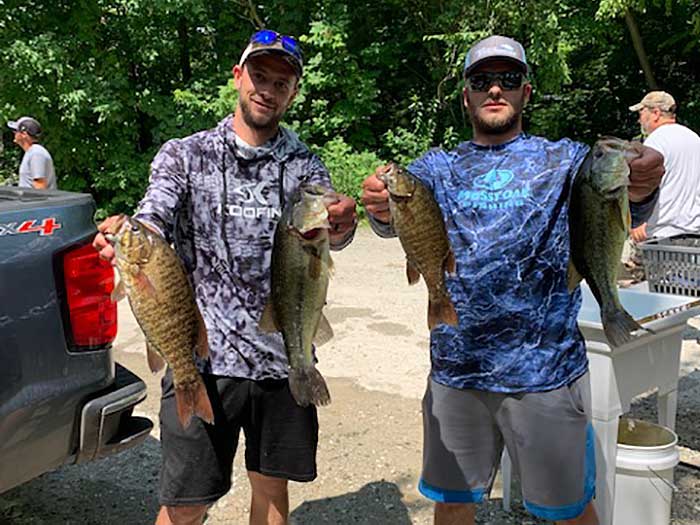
[0, 186, 152, 494]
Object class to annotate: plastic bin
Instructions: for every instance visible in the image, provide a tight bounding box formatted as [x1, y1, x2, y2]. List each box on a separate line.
[638, 234, 700, 296]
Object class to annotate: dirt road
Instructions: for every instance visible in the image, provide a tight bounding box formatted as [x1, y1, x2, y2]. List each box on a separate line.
[1, 226, 699, 524]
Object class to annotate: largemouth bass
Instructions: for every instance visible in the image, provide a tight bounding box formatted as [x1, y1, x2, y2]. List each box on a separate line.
[259, 185, 334, 407]
[380, 163, 458, 330]
[107, 215, 214, 428]
[568, 137, 652, 347]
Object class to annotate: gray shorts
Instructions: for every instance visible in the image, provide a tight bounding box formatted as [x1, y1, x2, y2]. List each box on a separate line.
[420, 373, 595, 522]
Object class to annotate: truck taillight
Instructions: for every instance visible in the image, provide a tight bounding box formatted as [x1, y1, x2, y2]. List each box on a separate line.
[63, 243, 118, 347]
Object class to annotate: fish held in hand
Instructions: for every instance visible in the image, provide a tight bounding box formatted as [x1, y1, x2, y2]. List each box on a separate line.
[107, 215, 214, 428]
[568, 137, 654, 347]
[259, 185, 335, 407]
[379, 163, 458, 330]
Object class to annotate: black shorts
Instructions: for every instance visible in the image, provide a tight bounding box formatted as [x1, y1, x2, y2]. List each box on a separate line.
[158, 369, 318, 506]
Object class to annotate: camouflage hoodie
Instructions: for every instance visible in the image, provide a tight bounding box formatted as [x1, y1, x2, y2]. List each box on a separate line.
[135, 115, 336, 380]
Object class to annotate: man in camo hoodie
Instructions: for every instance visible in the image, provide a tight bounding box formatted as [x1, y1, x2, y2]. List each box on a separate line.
[94, 30, 357, 525]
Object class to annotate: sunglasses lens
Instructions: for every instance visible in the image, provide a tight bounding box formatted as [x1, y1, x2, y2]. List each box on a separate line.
[252, 29, 278, 45]
[468, 74, 490, 91]
[468, 72, 523, 91]
[500, 72, 523, 89]
[281, 35, 302, 59]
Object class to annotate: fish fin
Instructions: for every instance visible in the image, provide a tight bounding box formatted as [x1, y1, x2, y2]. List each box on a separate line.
[602, 307, 652, 348]
[258, 301, 280, 333]
[406, 260, 421, 285]
[110, 280, 127, 302]
[428, 296, 459, 330]
[327, 255, 335, 278]
[308, 253, 323, 280]
[133, 267, 158, 299]
[146, 343, 166, 373]
[193, 306, 209, 359]
[444, 250, 456, 275]
[613, 199, 630, 233]
[313, 312, 334, 346]
[174, 376, 215, 428]
[288, 366, 331, 407]
[567, 260, 583, 292]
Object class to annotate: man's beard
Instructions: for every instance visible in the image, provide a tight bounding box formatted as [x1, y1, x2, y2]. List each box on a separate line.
[469, 94, 525, 136]
[240, 97, 282, 131]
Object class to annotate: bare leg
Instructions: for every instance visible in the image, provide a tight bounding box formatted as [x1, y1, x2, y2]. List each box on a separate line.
[434, 502, 476, 525]
[556, 502, 599, 525]
[248, 471, 289, 525]
[155, 505, 208, 525]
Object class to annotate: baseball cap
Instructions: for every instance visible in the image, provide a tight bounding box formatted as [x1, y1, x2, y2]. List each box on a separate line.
[239, 29, 303, 77]
[7, 116, 42, 137]
[628, 91, 676, 113]
[464, 35, 529, 77]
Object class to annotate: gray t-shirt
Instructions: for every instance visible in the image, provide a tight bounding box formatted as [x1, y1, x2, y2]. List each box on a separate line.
[19, 144, 56, 189]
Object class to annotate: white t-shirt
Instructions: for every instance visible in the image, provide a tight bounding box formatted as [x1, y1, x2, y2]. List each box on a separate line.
[19, 144, 56, 189]
[644, 123, 700, 238]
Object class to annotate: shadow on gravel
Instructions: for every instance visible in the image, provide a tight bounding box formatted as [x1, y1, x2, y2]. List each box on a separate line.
[290, 480, 413, 524]
[0, 436, 161, 525]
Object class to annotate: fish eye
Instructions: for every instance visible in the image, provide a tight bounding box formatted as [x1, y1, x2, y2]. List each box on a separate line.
[131, 224, 139, 232]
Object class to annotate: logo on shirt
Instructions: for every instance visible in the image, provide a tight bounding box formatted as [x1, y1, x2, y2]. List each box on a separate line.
[458, 169, 529, 210]
[221, 181, 281, 220]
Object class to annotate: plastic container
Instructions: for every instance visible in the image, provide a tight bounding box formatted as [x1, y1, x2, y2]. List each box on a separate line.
[613, 418, 679, 525]
[639, 234, 700, 296]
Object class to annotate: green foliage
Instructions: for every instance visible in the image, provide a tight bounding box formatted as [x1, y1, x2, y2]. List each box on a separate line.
[313, 137, 383, 219]
[1, 0, 699, 215]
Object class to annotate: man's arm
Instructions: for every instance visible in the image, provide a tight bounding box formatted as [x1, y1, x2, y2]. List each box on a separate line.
[133, 139, 189, 242]
[628, 146, 664, 228]
[28, 151, 50, 189]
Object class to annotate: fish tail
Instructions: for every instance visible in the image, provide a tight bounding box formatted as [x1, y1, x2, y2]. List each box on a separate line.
[174, 376, 215, 428]
[428, 296, 459, 330]
[288, 366, 331, 407]
[602, 308, 648, 348]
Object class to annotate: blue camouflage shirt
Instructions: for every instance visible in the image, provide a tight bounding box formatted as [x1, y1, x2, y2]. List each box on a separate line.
[378, 133, 592, 393]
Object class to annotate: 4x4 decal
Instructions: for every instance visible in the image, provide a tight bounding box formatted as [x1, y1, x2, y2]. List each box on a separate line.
[0, 218, 62, 237]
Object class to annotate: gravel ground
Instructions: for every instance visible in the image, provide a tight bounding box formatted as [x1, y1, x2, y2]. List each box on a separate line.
[1, 227, 699, 525]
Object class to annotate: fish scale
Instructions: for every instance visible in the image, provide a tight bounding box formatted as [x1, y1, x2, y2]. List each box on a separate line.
[382, 164, 458, 330]
[110, 215, 213, 428]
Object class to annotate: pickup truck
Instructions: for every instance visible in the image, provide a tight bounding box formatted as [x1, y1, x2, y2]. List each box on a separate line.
[0, 186, 152, 494]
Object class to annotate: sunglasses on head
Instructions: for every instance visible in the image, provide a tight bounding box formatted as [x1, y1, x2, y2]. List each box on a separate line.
[250, 30, 303, 61]
[466, 71, 525, 92]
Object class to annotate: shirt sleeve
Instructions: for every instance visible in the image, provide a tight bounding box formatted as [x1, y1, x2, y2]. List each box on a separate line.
[134, 139, 188, 243]
[28, 151, 50, 181]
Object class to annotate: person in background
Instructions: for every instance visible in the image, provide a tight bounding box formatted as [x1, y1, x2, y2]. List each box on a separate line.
[361, 35, 664, 525]
[629, 91, 700, 242]
[93, 29, 357, 525]
[7, 116, 56, 189]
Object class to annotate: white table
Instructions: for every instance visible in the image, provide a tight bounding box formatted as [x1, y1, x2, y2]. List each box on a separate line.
[501, 283, 700, 525]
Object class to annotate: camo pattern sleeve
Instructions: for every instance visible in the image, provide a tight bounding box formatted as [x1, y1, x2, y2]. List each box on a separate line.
[407, 134, 591, 393]
[134, 139, 188, 243]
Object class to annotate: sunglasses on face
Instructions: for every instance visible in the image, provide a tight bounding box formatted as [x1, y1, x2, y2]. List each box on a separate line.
[466, 71, 525, 92]
[250, 30, 303, 62]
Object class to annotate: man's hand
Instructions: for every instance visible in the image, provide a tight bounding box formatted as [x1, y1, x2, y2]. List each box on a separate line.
[327, 194, 357, 244]
[92, 215, 126, 263]
[628, 146, 664, 202]
[361, 164, 392, 223]
[630, 223, 648, 243]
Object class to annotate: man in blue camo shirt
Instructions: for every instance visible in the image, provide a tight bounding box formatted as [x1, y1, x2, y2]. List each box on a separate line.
[362, 35, 664, 525]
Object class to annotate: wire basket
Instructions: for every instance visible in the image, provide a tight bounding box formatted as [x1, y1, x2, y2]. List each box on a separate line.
[639, 234, 700, 296]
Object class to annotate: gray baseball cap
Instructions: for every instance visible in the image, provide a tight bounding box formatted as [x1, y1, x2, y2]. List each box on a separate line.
[464, 35, 529, 76]
[7, 116, 42, 137]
